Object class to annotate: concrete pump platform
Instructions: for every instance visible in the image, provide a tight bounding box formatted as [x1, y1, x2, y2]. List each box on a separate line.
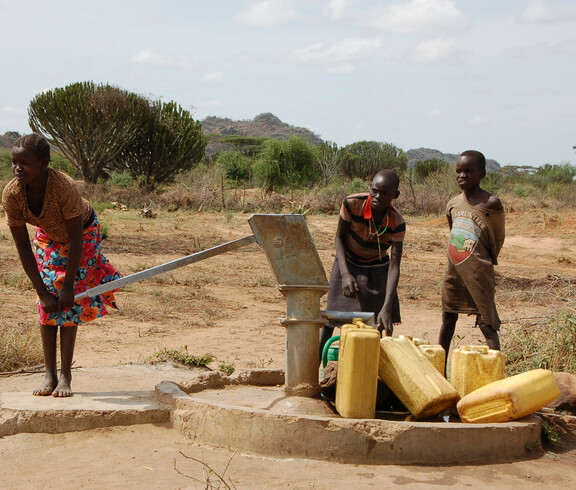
[158, 369, 542, 465]
[0, 367, 543, 465]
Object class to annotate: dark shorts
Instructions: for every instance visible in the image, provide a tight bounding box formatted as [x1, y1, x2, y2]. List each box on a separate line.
[326, 257, 400, 327]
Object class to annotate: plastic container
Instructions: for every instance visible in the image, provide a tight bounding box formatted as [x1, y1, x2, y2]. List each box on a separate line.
[457, 368, 561, 423]
[322, 336, 340, 366]
[450, 345, 505, 397]
[339, 320, 372, 354]
[379, 336, 460, 419]
[335, 328, 381, 418]
[321, 335, 339, 380]
[410, 338, 446, 375]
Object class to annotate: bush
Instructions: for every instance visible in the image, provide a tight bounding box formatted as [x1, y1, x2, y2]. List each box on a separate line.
[108, 171, 135, 189]
[502, 310, 576, 375]
[216, 150, 252, 185]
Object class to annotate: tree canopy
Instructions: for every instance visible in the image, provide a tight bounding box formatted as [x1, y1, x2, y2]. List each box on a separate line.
[218, 135, 268, 157]
[253, 135, 316, 192]
[412, 158, 450, 183]
[29, 82, 151, 183]
[341, 141, 407, 180]
[28, 81, 206, 186]
[111, 101, 206, 188]
[313, 141, 343, 187]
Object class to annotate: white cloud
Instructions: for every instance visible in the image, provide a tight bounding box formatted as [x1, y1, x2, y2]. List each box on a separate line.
[429, 109, 443, 118]
[326, 0, 354, 19]
[203, 71, 225, 84]
[292, 38, 382, 74]
[410, 37, 466, 64]
[33, 88, 52, 96]
[292, 38, 382, 63]
[360, 0, 468, 34]
[520, 0, 576, 24]
[130, 48, 196, 70]
[234, 0, 299, 26]
[468, 115, 488, 126]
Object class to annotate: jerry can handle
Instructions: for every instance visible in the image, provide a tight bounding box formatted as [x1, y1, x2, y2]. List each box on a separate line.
[322, 335, 341, 368]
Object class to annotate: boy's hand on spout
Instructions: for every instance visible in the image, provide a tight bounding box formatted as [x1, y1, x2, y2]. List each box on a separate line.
[341, 272, 359, 298]
[377, 308, 394, 337]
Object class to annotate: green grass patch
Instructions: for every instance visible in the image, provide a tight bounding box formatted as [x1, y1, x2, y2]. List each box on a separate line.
[218, 361, 235, 375]
[144, 346, 214, 369]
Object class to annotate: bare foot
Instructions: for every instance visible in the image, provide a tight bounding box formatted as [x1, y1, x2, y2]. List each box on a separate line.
[52, 373, 73, 397]
[33, 375, 58, 396]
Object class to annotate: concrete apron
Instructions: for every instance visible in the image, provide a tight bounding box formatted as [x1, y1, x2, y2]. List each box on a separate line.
[0, 368, 542, 465]
[0, 390, 170, 436]
[157, 369, 543, 465]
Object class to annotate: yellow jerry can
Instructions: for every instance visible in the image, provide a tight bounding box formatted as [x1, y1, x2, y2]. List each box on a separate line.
[450, 345, 505, 397]
[379, 336, 460, 419]
[410, 338, 446, 375]
[457, 368, 561, 424]
[335, 327, 380, 419]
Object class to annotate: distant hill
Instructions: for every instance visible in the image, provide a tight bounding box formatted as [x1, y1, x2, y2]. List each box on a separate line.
[201, 113, 323, 155]
[407, 148, 501, 171]
[1, 122, 501, 171]
[0, 131, 21, 149]
[201, 115, 501, 170]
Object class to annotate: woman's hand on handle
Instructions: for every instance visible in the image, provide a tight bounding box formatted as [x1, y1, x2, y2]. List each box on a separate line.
[57, 285, 75, 312]
[38, 290, 58, 315]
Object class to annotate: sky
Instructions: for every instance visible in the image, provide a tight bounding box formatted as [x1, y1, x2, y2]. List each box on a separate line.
[1, 0, 575, 167]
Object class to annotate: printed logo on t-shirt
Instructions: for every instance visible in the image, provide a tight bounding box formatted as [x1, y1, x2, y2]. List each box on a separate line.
[448, 217, 481, 265]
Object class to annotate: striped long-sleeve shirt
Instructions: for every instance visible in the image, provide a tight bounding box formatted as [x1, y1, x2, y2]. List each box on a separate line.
[341, 193, 406, 266]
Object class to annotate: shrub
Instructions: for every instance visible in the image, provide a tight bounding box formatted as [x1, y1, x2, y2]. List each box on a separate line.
[502, 310, 576, 375]
[108, 171, 135, 188]
[216, 150, 252, 185]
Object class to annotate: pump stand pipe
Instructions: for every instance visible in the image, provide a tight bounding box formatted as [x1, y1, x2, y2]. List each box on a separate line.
[279, 285, 329, 397]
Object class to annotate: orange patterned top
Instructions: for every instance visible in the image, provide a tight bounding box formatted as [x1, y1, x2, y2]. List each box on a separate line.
[2, 168, 92, 243]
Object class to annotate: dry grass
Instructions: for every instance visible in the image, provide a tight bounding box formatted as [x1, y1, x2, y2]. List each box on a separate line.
[502, 310, 576, 375]
[1, 194, 575, 375]
[0, 320, 43, 372]
[500, 275, 576, 375]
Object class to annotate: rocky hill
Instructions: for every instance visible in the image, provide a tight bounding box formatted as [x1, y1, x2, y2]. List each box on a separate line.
[0, 131, 21, 148]
[201, 113, 323, 155]
[1, 121, 501, 171]
[201, 115, 501, 169]
[407, 147, 501, 171]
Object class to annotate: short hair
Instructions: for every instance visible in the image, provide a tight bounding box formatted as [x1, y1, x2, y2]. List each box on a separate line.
[373, 169, 400, 190]
[460, 150, 486, 171]
[12, 133, 51, 162]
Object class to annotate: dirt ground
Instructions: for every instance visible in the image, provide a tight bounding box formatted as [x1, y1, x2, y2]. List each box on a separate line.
[1, 207, 576, 487]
